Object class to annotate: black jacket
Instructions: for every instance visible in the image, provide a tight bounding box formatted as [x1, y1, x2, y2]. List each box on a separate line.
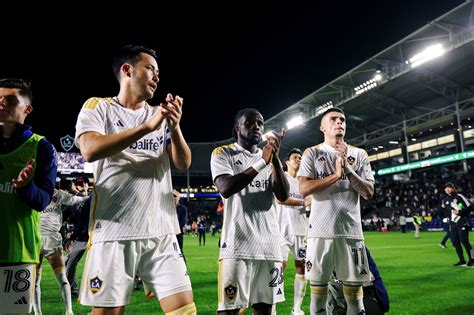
[442, 192, 471, 229]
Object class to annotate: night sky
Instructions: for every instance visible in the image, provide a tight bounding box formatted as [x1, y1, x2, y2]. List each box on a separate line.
[1, 1, 464, 152]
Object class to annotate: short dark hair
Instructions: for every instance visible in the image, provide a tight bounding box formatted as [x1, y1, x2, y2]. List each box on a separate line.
[0, 78, 32, 103]
[320, 107, 344, 121]
[285, 148, 302, 161]
[232, 108, 262, 140]
[112, 45, 158, 81]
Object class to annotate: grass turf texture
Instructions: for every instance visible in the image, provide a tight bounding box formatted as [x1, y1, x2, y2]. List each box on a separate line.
[38, 232, 473, 314]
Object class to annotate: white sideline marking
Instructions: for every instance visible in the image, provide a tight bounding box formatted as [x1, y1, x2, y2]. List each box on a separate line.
[369, 244, 438, 250]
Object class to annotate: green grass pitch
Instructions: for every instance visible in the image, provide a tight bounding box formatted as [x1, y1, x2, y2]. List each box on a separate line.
[37, 231, 474, 314]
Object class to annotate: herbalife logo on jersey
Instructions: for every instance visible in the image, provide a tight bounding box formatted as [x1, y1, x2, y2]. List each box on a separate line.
[129, 135, 164, 151]
[317, 171, 348, 181]
[0, 180, 14, 194]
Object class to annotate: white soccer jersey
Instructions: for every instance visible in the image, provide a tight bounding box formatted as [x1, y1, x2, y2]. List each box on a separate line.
[278, 173, 307, 237]
[297, 143, 374, 239]
[40, 190, 87, 234]
[211, 143, 283, 261]
[75, 97, 178, 243]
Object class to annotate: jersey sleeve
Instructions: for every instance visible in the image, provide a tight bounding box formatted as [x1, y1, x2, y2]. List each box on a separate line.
[357, 149, 375, 183]
[60, 190, 88, 207]
[210, 146, 234, 182]
[297, 147, 316, 179]
[75, 97, 107, 148]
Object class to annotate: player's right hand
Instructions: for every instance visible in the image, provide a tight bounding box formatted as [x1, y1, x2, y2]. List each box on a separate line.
[12, 158, 35, 189]
[145, 107, 166, 132]
[262, 142, 274, 164]
[335, 156, 344, 179]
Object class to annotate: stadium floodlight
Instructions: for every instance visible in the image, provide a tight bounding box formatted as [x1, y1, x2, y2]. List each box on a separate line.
[406, 43, 445, 68]
[389, 140, 399, 144]
[286, 115, 304, 130]
[354, 80, 378, 95]
[315, 101, 334, 117]
[373, 70, 383, 81]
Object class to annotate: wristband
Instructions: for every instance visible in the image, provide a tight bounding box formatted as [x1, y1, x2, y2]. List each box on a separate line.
[251, 158, 267, 173]
[344, 163, 356, 175]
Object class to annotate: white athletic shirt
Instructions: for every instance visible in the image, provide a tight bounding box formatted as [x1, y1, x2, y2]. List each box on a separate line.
[211, 142, 283, 261]
[276, 173, 307, 237]
[40, 190, 88, 234]
[297, 143, 374, 240]
[75, 97, 178, 243]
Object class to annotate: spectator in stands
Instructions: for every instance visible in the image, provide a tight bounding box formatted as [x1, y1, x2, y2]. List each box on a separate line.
[442, 182, 473, 267]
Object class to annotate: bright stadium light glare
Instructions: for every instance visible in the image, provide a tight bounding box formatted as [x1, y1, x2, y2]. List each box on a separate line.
[374, 70, 383, 81]
[262, 131, 275, 141]
[315, 101, 334, 116]
[389, 141, 398, 144]
[355, 81, 377, 95]
[286, 116, 304, 130]
[407, 43, 445, 68]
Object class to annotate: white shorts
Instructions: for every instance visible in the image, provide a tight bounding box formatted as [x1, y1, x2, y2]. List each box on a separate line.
[40, 232, 63, 257]
[305, 238, 369, 284]
[79, 234, 192, 307]
[281, 235, 306, 261]
[217, 259, 285, 311]
[0, 264, 36, 314]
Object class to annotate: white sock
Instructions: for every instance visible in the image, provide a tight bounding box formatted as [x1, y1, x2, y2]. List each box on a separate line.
[343, 284, 364, 315]
[310, 283, 328, 315]
[33, 271, 42, 315]
[293, 274, 306, 311]
[54, 268, 73, 313]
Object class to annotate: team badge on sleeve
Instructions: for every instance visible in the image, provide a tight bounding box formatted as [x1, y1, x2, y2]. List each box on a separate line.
[224, 284, 237, 300]
[89, 276, 103, 294]
[306, 261, 313, 272]
[347, 156, 356, 165]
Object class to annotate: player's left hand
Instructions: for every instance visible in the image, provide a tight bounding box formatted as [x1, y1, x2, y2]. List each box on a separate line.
[161, 93, 183, 131]
[268, 129, 285, 163]
[335, 141, 347, 159]
[13, 158, 35, 189]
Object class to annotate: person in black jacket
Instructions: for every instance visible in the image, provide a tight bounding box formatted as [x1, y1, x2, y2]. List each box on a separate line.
[442, 182, 473, 267]
[174, 190, 188, 261]
[64, 193, 91, 299]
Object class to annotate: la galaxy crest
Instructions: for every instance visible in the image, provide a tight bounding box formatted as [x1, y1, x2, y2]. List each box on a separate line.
[90, 276, 103, 294]
[224, 284, 237, 300]
[60, 135, 75, 152]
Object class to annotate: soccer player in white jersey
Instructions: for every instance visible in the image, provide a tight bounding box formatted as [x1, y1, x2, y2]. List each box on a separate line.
[297, 107, 374, 315]
[74, 45, 195, 315]
[33, 188, 88, 315]
[275, 148, 310, 315]
[211, 108, 289, 315]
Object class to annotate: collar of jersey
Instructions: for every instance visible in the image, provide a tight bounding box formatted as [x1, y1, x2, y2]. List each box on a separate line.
[234, 142, 262, 155]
